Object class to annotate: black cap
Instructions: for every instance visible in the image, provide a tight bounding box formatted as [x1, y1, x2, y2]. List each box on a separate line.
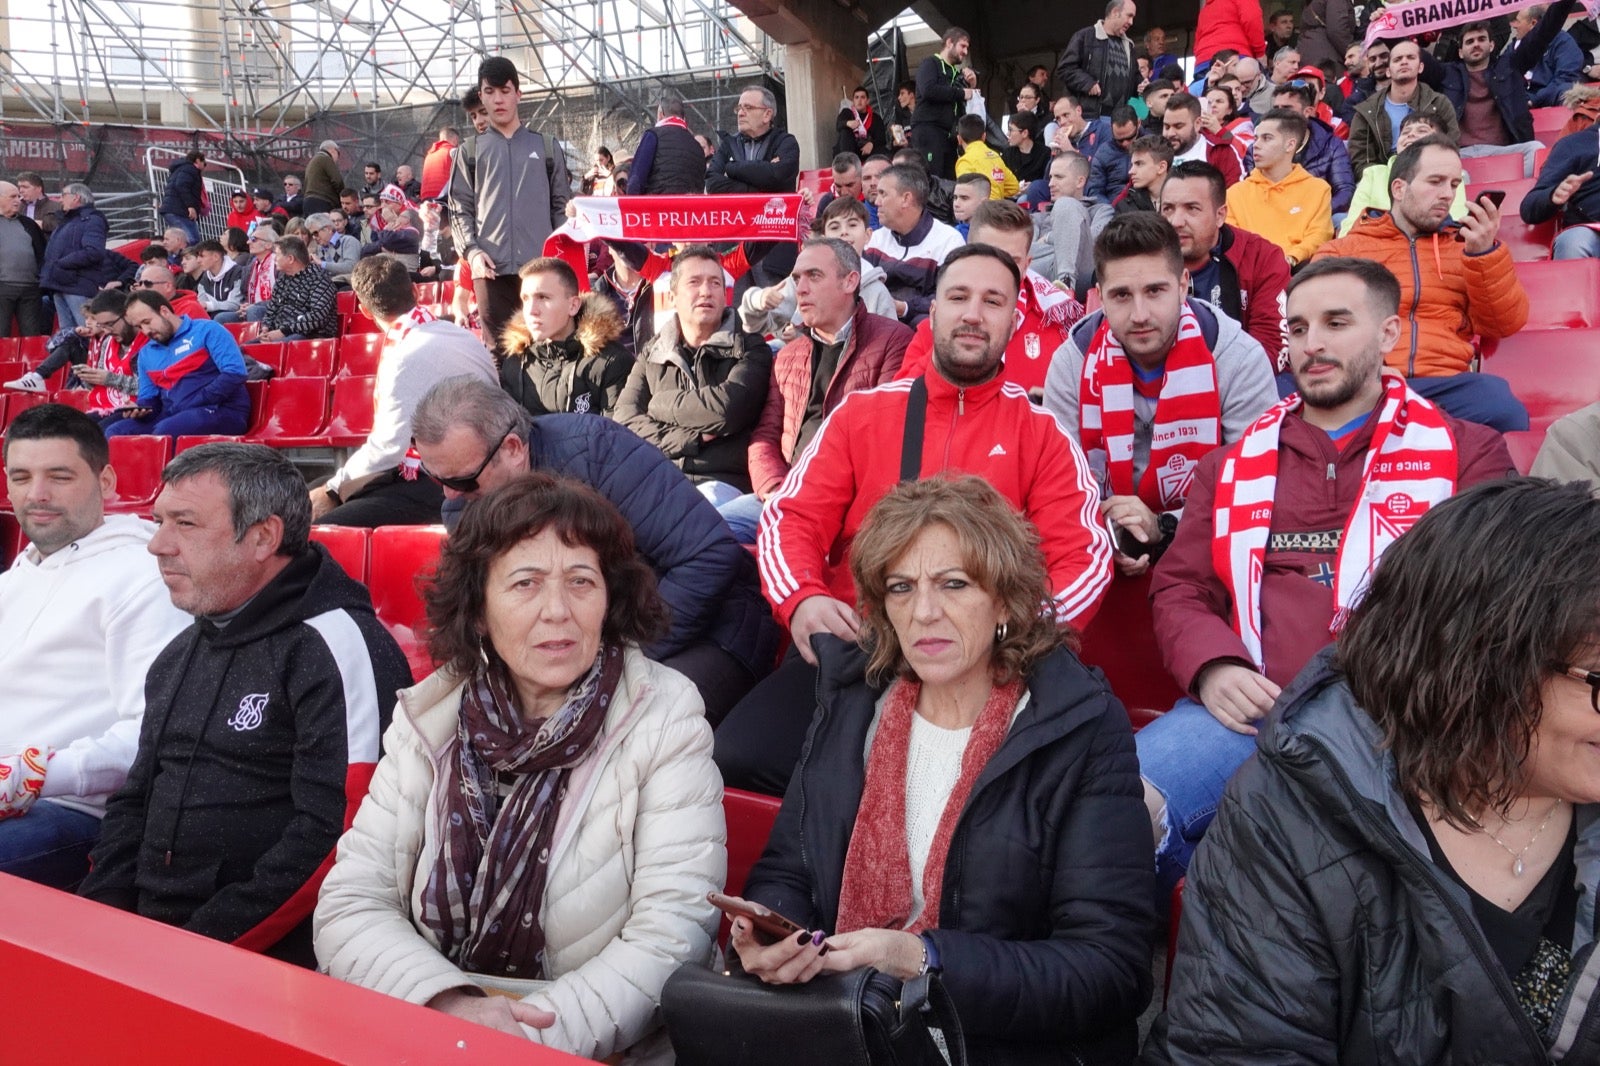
[251, 187, 272, 199]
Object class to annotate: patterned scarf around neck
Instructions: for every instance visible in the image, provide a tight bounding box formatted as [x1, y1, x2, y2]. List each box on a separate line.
[419, 642, 623, 977]
[836, 676, 1022, 935]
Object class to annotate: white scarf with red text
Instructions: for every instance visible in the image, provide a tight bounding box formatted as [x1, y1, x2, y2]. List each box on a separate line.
[1211, 372, 1458, 669]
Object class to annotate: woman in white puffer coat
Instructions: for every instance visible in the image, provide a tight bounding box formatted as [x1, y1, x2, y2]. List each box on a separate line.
[314, 474, 726, 1064]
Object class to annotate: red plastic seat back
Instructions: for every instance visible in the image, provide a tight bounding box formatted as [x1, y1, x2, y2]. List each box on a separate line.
[723, 788, 783, 899]
[222, 320, 260, 344]
[49, 389, 96, 413]
[336, 290, 360, 315]
[369, 525, 447, 675]
[1482, 327, 1600, 430]
[1078, 572, 1184, 721]
[322, 376, 377, 446]
[337, 333, 385, 379]
[246, 377, 330, 442]
[1514, 258, 1600, 329]
[309, 525, 371, 581]
[1501, 429, 1544, 474]
[280, 339, 338, 378]
[1462, 152, 1524, 184]
[0, 338, 17, 359]
[174, 435, 245, 453]
[1, 392, 46, 430]
[1532, 106, 1573, 140]
[16, 337, 47, 364]
[105, 435, 174, 512]
[243, 342, 287, 376]
[1477, 178, 1554, 261]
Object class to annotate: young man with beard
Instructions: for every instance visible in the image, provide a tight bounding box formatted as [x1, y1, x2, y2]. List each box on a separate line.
[1349, 40, 1459, 178]
[1160, 161, 1290, 373]
[104, 291, 251, 439]
[719, 245, 1115, 795]
[1136, 256, 1513, 892]
[1045, 212, 1277, 576]
[1318, 136, 1529, 431]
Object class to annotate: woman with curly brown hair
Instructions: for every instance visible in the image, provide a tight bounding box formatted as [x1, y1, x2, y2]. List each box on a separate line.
[315, 473, 725, 1063]
[1149, 477, 1600, 1063]
[715, 475, 1156, 1065]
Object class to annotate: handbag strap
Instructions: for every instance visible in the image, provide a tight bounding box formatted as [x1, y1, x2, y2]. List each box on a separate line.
[898, 972, 968, 1066]
[899, 376, 928, 482]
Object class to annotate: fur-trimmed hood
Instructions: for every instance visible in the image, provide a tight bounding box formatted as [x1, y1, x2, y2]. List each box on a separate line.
[499, 290, 626, 361]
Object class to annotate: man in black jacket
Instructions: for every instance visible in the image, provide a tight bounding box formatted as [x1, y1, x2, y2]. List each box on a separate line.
[910, 27, 976, 179]
[159, 151, 206, 244]
[410, 377, 780, 724]
[707, 84, 802, 287]
[80, 444, 411, 967]
[1056, 0, 1141, 121]
[627, 89, 707, 195]
[1421, 1, 1579, 178]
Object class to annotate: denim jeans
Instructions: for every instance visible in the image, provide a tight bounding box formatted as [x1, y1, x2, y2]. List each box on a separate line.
[1136, 696, 1260, 891]
[1554, 226, 1600, 261]
[52, 292, 90, 330]
[717, 492, 764, 545]
[0, 799, 101, 889]
[163, 213, 200, 244]
[1406, 372, 1529, 432]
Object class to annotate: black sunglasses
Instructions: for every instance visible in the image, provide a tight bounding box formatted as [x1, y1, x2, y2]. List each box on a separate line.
[418, 428, 512, 493]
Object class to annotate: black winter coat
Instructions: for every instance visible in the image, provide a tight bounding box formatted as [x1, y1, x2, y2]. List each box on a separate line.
[706, 127, 800, 194]
[80, 547, 412, 963]
[747, 639, 1157, 1066]
[614, 309, 773, 492]
[442, 413, 780, 677]
[1145, 649, 1600, 1065]
[160, 158, 205, 218]
[498, 291, 634, 418]
[1421, 0, 1580, 148]
[1055, 24, 1140, 121]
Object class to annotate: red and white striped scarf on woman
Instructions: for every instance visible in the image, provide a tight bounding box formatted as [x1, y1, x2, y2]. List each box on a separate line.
[1078, 302, 1220, 511]
[247, 255, 276, 304]
[1210, 372, 1458, 669]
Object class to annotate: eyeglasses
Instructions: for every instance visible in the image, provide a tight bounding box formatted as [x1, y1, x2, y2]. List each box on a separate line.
[133, 279, 162, 288]
[417, 427, 513, 493]
[1115, 133, 1137, 146]
[1556, 663, 1600, 712]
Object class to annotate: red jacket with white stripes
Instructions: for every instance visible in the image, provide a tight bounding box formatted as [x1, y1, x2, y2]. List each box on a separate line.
[895, 272, 1085, 395]
[758, 369, 1115, 630]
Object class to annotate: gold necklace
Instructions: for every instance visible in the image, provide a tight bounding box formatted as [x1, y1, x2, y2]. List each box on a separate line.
[1485, 799, 1563, 878]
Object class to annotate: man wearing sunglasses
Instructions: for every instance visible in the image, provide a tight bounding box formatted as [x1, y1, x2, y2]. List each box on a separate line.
[309, 255, 495, 528]
[132, 263, 209, 321]
[409, 375, 781, 726]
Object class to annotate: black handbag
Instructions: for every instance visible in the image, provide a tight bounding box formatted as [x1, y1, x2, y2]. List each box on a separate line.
[661, 962, 967, 1066]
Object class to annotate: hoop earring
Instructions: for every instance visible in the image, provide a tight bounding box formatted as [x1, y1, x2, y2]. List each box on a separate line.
[995, 622, 1009, 643]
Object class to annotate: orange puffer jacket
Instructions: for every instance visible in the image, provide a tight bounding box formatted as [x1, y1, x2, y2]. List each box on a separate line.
[1315, 212, 1528, 378]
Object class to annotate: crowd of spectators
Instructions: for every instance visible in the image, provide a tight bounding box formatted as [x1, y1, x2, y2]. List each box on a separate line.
[6, 9, 1600, 1060]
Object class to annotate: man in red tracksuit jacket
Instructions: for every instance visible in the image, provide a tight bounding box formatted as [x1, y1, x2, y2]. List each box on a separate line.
[714, 244, 1114, 796]
[1137, 257, 1514, 892]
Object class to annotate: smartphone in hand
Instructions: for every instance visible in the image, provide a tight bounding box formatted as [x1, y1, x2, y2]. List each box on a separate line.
[708, 892, 807, 944]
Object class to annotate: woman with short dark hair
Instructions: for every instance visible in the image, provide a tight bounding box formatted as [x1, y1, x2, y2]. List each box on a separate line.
[316, 474, 725, 1062]
[716, 475, 1155, 1064]
[1149, 478, 1600, 1063]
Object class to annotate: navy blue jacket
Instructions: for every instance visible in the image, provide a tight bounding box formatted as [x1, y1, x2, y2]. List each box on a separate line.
[1245, 117, 1355, 213]
[1086, 139, 1131, 206]
[1421, 0, 1580, 145]
[40, 204, 112, 297]
[159, 158, 205, 218]
[443, 413, 780, 677]
[746, 638, 1155, 1065]
[1522, 123, 1600, 226]
[1531, 28, 1586, 108]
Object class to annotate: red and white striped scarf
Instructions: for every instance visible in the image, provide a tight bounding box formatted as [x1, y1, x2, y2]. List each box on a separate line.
[1210, 373, 1458, 669]
[86, 334, 136, 412]
[1078, 302, 1220, 511]
[247, 255, 276, 304]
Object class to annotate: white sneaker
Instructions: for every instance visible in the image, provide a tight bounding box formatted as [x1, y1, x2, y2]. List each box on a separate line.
[4, 373, 45, 393]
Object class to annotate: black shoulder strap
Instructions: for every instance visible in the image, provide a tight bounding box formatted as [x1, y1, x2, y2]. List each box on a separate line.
[900, 376, 928, 482]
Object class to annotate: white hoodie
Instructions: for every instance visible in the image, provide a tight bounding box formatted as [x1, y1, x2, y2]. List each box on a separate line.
[737, 261, 899, 336]
[0, 514, 191, 815]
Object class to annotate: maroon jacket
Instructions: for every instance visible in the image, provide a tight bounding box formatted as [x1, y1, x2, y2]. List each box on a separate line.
[747, 302, 911, 498]
[1151, 408, 1514, 693]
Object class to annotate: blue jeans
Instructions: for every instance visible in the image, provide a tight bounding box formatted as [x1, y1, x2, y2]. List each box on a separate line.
[0, 799, 101, 888]
[1136, 697, 1259, 891]
[163, 213, 200, 244]
[1554, 226, 1600, 261]
[1406, 372, 1529, 432]
[52, 292, 90, 330]
[717, 492, 764, 545]
[103, 400, 250, 439]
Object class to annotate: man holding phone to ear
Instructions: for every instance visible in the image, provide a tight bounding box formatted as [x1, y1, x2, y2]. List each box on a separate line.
[1317, 135, 1530, 432]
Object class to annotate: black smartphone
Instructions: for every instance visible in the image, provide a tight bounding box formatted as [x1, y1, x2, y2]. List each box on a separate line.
[1478, 189, 1507, 209]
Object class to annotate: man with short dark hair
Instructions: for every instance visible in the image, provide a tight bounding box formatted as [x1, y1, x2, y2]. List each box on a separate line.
[106, 291, 250, 438]
[8, 290, 143, 407]
[461, 88, 489, 135]
[498, 255, 633, 419]
[1160, 161, 1291, 370]
[910, 27, 976, 178]
[1245, 79, 1355, 214]
[721, 243, 1115, 794]
[615, 247, 773, 496]
[158, 151, 206, 244]
[951, 172, 989, 238]
[864, 163, 965, 324]
[81, 443, 411, 967]
[0, 180, 49, 337]
[1087, 105, 1142, 204]
[1317, 136, 1530, 431]
[1227, 108, 1333, 266]
[255, 237, 337, 341]
[834, 86, 885, 160]
[1056, 0, 1141, 120]
[1349, 39, 1459, 178]
[0, 404, 189, 888]
[1116, 135, 1172, 213]
[1031, 152, 1108, 293]
[360, 162, 385, 200]
[1268, 9, 1298, 52]
[16, 173, 62, 234]
[1137, 256, 1512, 891]
[1046, 212, 1277, 574]
[813, 151, 863, 217]
[411, 376, 779, 724]
[450, 55, 573, 357]
[310, 256, 495, 527]
[1162, 91, 1243, 185]
[626, 89, 707, 195]
[193, 240, 244, 318]
[954, 113, 1020, 200]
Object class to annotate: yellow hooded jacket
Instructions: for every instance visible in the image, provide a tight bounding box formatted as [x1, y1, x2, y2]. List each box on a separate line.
[1225, 163, 1334, 266]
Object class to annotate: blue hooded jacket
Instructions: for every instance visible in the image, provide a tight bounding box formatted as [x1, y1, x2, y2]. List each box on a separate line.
[134, 316, 250, 416]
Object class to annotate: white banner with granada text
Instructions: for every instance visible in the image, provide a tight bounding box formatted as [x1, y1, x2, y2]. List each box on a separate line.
[1365, 0, 1600, 48]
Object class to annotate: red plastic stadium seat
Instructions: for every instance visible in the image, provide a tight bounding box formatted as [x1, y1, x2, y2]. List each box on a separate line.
[0, 361, 26, 385]
[723, 788, 782, 899]
[112, 238, 150, 263]
[1502, 429, 1544, 475]
[0, 392, 46, 430]
[1532, 106, 1573, 140]
[0, 512, 24, 568]
[368, 525, 447, 676]
[1462, 152, 1525, 185]
[413, 281, 442, 304]
[321, 375, 377, 447]
[105, 435, 173, 513]
[1535, 146, 1551, 173]
[245, 376, 331, 445]
[336, 290, 360, 315]
[309, 525, 370, 581]
[341, 313, 381, 335]
[1515, 259, 1600, 329]
[0, 338, 18, 360]
[243, 380, 267, 435]
[242, 341, 286, 375]
[1482, 327, 1600, 430]
[16, 336, 47, 365]
[337, 333, 384, 379]
[49, 389, 96, 413]
[280, 338, 338, 378]
[1078, 572, 1184, 719]
[1476, 178, 1555, 261]
[222, 320, 260, 344]
[174, 435, 245, 454]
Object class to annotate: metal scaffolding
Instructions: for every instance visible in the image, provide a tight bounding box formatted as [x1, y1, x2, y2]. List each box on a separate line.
[0, 0, 784, 141]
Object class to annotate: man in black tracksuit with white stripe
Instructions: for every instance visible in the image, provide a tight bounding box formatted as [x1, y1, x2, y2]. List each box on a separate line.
[80, 444, 411, 967]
